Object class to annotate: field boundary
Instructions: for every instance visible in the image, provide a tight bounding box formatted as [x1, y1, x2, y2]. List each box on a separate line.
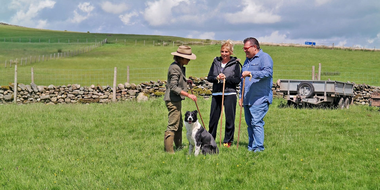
[2, 39, 106, 68]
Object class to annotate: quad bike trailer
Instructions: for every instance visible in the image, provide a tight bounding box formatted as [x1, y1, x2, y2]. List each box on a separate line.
[276, 79, 354, 109]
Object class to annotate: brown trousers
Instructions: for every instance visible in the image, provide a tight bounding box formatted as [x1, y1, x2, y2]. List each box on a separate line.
[165, 101, 183, 132]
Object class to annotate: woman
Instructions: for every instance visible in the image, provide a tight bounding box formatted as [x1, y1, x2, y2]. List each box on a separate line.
[207, 40, 241, 148]
[163, 45, 197, 154]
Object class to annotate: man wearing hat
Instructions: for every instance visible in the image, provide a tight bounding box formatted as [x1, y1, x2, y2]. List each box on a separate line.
[164, 45, 197, 154]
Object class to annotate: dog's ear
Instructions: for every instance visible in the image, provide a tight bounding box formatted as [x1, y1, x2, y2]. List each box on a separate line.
[194, 110, 198, 114]
[185, 111, 190, 115]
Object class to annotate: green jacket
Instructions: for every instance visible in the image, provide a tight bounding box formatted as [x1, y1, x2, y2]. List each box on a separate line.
[164, 62, 187, 102]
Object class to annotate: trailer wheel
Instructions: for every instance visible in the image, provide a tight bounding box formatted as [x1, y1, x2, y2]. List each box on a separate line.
[337, 97, 344, 109]
[344, 98, 350, 109]
[297, 82, 314, 98]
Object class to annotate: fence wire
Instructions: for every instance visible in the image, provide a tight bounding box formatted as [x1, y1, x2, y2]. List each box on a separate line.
[1, 66, 379, 87]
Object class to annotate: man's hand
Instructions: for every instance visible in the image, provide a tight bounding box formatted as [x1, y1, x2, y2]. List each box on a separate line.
[242, 71, 251, 78]
[239, 98, 243, 107]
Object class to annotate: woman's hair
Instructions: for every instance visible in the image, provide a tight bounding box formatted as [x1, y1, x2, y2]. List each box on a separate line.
[173, 55, 188, 62]
[221, 40, 234, 55]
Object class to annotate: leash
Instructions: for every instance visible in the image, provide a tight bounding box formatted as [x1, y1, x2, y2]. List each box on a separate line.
[237, 74, 252, 150]
[189, 83, 206, 130]
[219, 78, 226, 147]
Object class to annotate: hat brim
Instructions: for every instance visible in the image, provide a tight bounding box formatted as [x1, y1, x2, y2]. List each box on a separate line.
[171, 52, 197, 60]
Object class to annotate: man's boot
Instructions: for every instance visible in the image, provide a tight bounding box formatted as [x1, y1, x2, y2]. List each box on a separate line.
[174, 127, 183, 150]
[164, 131, 175, 154]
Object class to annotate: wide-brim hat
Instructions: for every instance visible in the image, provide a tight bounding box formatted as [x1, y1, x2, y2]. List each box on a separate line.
[171, 45, 196, 60]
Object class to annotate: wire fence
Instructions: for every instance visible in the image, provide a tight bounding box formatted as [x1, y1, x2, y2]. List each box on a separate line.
[1, 65, 379, 87]
[1, 38, 380, 87]
[1, 38, 109, 44]
[0, 37, 222, 47]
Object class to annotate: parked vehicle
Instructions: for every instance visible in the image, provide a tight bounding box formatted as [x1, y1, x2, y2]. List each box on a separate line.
[276, 79, 354, 108]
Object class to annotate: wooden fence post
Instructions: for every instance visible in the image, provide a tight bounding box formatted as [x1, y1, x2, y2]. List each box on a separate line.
[312, 66, 315, 80]
[113, 67, 117, 102]
[14, 65, 17, 103]
[31, 67, 34, 84]
[318, 63, 322, 80]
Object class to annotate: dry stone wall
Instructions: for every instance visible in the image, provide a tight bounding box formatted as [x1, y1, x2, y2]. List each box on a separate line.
[352, 84, 380, 105]
[0, 77, 379, 106]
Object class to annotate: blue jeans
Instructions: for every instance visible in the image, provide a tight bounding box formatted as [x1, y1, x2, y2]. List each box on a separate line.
[244, 102, 269, 152]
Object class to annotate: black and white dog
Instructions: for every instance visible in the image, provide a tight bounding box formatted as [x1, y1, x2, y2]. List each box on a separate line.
[184, 110, 219, 156]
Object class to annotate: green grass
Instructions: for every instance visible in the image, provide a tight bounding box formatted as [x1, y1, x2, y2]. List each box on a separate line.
[2, 24, 380, 86]
[0, 42, 95, 62]
[0, 24, 203, 43]
[1, 98, 379, 189]
[3, 43, 380, 86]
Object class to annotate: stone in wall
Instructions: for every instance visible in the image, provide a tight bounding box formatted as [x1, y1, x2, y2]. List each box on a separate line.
[0, 78, 379, 105]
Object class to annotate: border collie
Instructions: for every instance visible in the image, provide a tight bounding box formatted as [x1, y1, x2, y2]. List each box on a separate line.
[184, 110, 219, 156]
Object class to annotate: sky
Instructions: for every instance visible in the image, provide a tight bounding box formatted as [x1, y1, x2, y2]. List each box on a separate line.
[1, 0, 380, 48]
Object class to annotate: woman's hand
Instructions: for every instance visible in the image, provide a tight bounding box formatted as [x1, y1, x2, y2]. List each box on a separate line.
[181, 90, 197, 102]
[217, 73, 226, 80]
[188, 94, 197, 102]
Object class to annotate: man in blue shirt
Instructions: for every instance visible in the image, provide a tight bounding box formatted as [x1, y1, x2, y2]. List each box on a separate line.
[239, 37, 273, 152]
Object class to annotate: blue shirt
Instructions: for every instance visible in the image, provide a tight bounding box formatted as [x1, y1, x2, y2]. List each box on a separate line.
[240, 49, 273, 106]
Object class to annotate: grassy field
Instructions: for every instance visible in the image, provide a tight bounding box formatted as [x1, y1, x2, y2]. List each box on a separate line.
[1, 24, 380, 86]
[0, 24, 206, 61]
[0, 98, 379, 189]
[0, 24, 201, 43]
[2, 43, 380, 86]
[1, 24, 380, 189]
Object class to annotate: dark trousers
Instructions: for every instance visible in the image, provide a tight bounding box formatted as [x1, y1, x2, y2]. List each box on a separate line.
[208, 95, 237, 143]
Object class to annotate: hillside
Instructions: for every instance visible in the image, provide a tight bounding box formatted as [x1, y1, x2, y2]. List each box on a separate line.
[1, 24, 380, 86]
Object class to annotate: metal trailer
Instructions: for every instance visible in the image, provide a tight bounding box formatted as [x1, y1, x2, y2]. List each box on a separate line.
[276, 79, 354, 108]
